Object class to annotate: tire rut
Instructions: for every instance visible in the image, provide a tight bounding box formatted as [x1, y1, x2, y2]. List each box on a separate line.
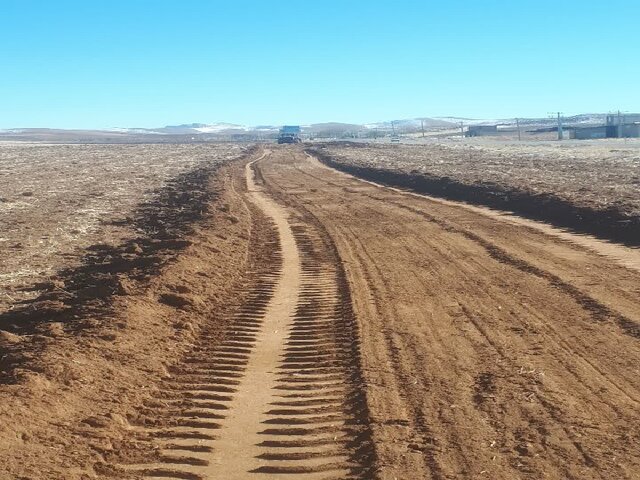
[107, 154, 374, 479]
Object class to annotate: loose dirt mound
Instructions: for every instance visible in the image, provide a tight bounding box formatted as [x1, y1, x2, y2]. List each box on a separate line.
[310, 142, 640, 245]
[0, 143, 244, 311]
[0, 150, 267, 479]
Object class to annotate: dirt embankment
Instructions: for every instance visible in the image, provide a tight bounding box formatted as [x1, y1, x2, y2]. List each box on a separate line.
[309, 143, 640, 246]
[0, 149, 271, 479]
[0, 143, 246, 310]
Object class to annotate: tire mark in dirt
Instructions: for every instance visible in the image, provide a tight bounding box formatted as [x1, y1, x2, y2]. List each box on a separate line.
[292, 158, 640, 407]
[108, 151, 374, 479]
[338, 188, 640, 407]
[110, 234, 282, 479]
[375, 202, 632, 478]
[301, 153, 640, 339]
[339, 226, 449, 480]
[264, 156, 446, 478]
[362, 192, 640, 342]
[342, 201, 613, 478]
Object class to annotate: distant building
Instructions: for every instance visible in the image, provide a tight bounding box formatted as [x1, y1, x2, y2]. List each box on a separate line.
[606, 114, 640, 126]
[599, 114, 640, 139]
[573, 126, 608, 140]
[465, 125, 498, 137]
[621, 123, 640, 138]
[574, 120, 640, 140]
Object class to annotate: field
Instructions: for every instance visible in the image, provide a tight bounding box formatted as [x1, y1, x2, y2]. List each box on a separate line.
[0, 143, 244, 310]
[1, 142, 639, 480]
[0, 143, 259, 478]
[310, 139, 640, 244]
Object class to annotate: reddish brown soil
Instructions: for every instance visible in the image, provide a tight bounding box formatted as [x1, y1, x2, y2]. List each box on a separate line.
[258, 147, 640, 480]
[0, 153, 270, 479]
[2, 145, 639, 480]
[310, 142, 640, 244]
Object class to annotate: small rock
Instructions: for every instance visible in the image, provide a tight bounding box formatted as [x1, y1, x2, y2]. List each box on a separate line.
[159, 293, 192, 309]
[100, 333, 118, 342]
[43, 322, 65, 337]
[0, 330, 23, 344]
[172, 285, 191, 294]
[115, 277, 134, 296]
[175, 320, 195, 332]
[107, 413, 128, 426]
[125, 242, 143, 254]
[82, 416, 110, 428]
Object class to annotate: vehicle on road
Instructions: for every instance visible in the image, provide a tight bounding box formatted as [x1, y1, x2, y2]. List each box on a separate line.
[277, 125, 302, 144]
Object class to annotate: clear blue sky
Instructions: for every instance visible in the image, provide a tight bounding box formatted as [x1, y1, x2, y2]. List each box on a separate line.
[1, 1, 638, 129]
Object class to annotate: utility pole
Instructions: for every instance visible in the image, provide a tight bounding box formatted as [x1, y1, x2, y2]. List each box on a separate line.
[549, 112, 564, 140]
[459, 121, 465, 138]
[557, 112, 563, 140]
[516, 118, 522, 141]
[618, 110, 622, 138]
[421, 119, 425, 138]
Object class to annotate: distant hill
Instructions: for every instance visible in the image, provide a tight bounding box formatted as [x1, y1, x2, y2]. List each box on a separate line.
[304, 123, 365, 137]
[2, 113, 636, 142]
[366, 118, 457, 131]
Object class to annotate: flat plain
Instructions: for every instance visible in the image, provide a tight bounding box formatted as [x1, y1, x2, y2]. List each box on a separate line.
[0, 141, 639, 480]
[311, 139, 640, 243]
[0, 143, 243, 310]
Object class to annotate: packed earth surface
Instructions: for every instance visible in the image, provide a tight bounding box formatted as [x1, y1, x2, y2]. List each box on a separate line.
[1, 142, 639, 480]
[311, 140, 640, 245]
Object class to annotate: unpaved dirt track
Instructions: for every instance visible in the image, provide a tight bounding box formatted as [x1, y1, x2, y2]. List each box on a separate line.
[57, 146, 639, 480]
[112, 153, 374, 479]
[254, 147, 640, 480]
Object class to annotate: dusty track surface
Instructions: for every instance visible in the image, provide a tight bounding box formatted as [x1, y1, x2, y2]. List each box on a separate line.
[3, 146, 639, 479]
[256, 147, 640, 479]
[106, 154, 374, 479]
[310, 142, 640, 245]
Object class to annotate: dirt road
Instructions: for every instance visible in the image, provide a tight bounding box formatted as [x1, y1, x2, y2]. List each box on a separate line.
[112, 154, 374, 479]
[250, 147, 640, 480]
[5, 146, 638, 479]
